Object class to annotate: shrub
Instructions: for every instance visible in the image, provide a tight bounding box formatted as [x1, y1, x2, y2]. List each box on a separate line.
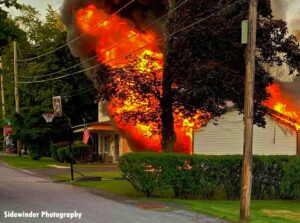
[55, 143, 91, 163]
[281, 158, 300, 199]
[57, 147, 70, 163]
[50, 144, 60, 161]
[71, 143, 91, 163]
[219, 156, 242, 199]
[28, 144, 42, 160]
[119, 153, 300, 200]
[119, 153, 165, 197]
[252, 156, 290, 199]
[120, 153, 225, 198]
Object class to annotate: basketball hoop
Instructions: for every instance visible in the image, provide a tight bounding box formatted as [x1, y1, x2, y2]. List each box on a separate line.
[42, 113, 56, 123]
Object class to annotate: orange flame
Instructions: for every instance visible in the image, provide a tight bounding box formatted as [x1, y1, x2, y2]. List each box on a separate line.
[76, 4, 203, 154]
[265, 84, 300, 131]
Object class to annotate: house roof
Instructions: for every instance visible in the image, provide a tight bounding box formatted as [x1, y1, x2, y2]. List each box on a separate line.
[270, 78, 300, 131]
[72, 121, 115, 133]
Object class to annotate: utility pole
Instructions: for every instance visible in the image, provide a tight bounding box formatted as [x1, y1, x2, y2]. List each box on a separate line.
[240, 0, 257, 222]
[161, 0, 177, 153]
[0, 57, 6, 122]
[13, 41, 21, 156]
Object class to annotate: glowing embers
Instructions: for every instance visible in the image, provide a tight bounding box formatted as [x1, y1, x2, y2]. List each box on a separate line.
[265, 84, 300, 131]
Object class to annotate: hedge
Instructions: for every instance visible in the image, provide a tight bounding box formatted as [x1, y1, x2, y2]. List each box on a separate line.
[119, 153, 298, 199]
[51, 143, 91, 163]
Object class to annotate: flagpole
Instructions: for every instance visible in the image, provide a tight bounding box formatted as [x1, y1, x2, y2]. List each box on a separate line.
[82, 117, 94, 144]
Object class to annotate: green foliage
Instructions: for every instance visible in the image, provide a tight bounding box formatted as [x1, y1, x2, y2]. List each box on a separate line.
[71, 143, 91, 163]
[28, 144, 42, 160]
[57, 147, 70, 163]
[252, 156, 290, 199]
[49, 143, 60, 161]
[119, 153, 165, 197]
[54, 143, 91, 163]
[281, 158, 300, 200]
[1, 4, 97, 153]
[120, 153, 300, 200]
[0, 6, 23, 53]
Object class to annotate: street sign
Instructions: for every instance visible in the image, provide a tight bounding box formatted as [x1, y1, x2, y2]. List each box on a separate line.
[3, 125, 12, 136]
[5, 119, 11, 125]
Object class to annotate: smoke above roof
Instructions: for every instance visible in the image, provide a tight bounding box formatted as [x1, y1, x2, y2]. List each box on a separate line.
[271, 0, 300, 33]
[60, 0, 167, 79]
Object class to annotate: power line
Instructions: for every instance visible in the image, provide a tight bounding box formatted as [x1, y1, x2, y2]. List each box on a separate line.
[19, 0, 190, 79]
[17, 0, 136, 62]
[18, 0, 244, 84]
[19, 86, 95, 99]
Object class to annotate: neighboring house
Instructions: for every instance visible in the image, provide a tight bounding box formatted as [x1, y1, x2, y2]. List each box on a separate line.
[193, 110, 300, 155]
[194, 79, 300, 156]
[73, 102, 132, 163]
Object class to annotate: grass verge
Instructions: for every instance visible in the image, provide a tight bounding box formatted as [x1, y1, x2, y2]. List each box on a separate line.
[52, 171, 141, 198]
[2, 155, 299, 223]
[0, 155, 117, 169]
[0, 155, 62, 168]
[173, 200, 300, 223]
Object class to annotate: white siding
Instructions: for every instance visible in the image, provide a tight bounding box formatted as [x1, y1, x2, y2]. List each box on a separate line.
[194, 111, 297, 155]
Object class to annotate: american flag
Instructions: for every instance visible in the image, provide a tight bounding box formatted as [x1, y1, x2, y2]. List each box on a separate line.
[82, 127, 90, 144]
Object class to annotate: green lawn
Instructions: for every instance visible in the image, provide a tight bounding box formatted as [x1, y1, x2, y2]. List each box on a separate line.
[0, 155, 63, 168]
[2, 155, 300, 223]
[0, 155, 117, 169]
[52, 172, 300, 223]
[173, 200, 300, 223]
[52, 171, 142, 198]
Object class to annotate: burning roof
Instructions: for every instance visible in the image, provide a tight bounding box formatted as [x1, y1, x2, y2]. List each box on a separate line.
[265, 79, 300, 131]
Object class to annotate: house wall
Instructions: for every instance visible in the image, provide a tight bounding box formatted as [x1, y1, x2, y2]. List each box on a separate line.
[194, 111, 297, 155]
[119, 136, 132, 156]
[98, 102, 110, 122]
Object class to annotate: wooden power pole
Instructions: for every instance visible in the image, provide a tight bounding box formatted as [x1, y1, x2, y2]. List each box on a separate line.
[0, 57, 6, 122]
[240, 0, 258, 222]
[13, 41, 21, 156]
[0, 57, 6, 123]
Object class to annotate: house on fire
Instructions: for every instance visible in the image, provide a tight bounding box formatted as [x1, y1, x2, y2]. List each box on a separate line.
[74, 79, 300, 160]
[193, 79, 300, 156]
[72, 103, 132, 163]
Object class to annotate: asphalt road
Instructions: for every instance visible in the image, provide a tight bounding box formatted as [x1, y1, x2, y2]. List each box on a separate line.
[0, 163, 225, 223]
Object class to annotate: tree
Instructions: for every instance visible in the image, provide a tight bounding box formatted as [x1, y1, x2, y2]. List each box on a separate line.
[0, 1, 22, 54]
[95, 0, 300, 154]
[1, 5, 97, 156]
[167, 0, 300, 126]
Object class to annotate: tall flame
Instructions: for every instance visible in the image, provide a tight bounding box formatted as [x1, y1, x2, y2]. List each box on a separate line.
[76, 4, 202, 154]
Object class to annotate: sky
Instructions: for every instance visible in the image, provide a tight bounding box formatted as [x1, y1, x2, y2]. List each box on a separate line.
[8, 0, 62, 17]
[7, 0, 299, 33]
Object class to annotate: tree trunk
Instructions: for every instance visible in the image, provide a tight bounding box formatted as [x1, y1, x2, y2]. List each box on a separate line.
[161, 0, 177, 153]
